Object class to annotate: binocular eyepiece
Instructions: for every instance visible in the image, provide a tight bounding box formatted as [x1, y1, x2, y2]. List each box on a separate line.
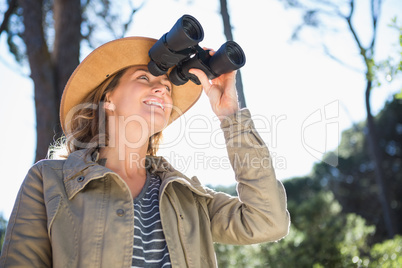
[148, 14, 246, 86]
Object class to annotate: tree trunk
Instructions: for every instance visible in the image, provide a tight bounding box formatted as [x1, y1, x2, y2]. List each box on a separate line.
[20, 0, 82, 162]
[20, 0, 59, 161]
[219, 0, 246, 108]
[365, 80, 396, 238]
[53, 0, 81, 108]
[345, 0, 396, 238]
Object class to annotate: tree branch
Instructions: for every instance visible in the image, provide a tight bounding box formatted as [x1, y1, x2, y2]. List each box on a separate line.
[369, 0, 382, 51]
[0, 0, 18, 35]
[345, 0, 366, 58]
[219, 0, 233, 41]
[219, 0, 246, 108]
[121, 1, 145, 37]
[322, 44, 362, 73]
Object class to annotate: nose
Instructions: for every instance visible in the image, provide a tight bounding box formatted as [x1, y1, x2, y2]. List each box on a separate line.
[152, 83, 169, 95]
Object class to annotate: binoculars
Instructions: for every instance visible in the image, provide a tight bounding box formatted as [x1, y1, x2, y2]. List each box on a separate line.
[148, 14, 246, 86]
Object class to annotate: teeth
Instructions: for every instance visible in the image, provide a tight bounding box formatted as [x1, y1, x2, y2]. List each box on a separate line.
[144, 101, 164, 110]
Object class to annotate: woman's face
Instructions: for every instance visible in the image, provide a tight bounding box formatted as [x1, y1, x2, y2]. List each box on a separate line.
[107, 65, 173, 135]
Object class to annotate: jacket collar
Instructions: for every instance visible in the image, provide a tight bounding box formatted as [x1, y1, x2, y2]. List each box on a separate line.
[146, 156, 212, 199]
[62, 149, 212, 200]
[63, 149, 111, 199]
[63, 149, 98, 180]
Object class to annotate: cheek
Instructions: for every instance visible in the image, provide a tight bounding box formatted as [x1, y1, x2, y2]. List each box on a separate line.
[166, 97, 174, 115]
[114, 91, 141, 112]
[165, 107, 173, 118]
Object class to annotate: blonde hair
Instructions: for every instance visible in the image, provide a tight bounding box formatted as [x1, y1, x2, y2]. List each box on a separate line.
[49, 68, 163, 159]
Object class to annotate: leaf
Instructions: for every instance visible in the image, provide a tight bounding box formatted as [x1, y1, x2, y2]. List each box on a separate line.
[396, 89, 402, 99]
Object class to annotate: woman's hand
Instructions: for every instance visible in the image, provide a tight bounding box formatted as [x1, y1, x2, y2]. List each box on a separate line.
[189, 51, 240, 121]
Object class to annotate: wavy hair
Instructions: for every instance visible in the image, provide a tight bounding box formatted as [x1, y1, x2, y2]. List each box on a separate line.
[49, 67, 163, 159]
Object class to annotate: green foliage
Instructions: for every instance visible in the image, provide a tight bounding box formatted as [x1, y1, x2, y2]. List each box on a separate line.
[212, 180, 376, 267]
[396, 90, 402, 99]
[374, 17, 402, 97]
[308, 96, 402, 242]
[210, 95, 402, 267]
[364, 235, 402, 267]
[258, 190, 375, 268]
[259, 215, 374, 268]
[214, 243, 262, 267]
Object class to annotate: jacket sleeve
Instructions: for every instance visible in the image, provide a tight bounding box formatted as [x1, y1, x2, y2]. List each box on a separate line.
[206, 108, 290, 245]
[0, 163, 52, 267]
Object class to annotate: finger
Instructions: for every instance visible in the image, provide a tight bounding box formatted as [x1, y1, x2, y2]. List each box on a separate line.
[189, 68, 211, 93]
[189, 68, 223, 107]
[210, 70, 237, 84]
[201, 47, 216, 56]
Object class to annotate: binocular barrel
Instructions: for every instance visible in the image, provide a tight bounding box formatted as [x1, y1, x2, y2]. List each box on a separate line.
[210, 41, 245, 75]
[169, 41, 245, 86]
[148, 15, 204, 76]
[165, 15, 204, 51]
[148, 14, 246, 85]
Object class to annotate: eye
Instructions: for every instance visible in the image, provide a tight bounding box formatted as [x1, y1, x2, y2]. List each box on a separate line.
[138, 75, 149, 81]
[165, 85, 171, 92]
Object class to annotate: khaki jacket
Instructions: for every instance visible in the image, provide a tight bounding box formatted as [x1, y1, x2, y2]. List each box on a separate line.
[0, 109, 290, 268]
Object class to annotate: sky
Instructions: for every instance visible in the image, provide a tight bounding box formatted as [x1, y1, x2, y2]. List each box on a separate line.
[0, 0, 401, 219]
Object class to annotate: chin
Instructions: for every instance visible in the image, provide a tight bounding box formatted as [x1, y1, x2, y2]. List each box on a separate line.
[148, 117, 169, 133]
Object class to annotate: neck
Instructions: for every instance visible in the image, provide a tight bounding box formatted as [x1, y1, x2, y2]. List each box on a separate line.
[100, 118, 151, 197]
[99, 145, 148, 176]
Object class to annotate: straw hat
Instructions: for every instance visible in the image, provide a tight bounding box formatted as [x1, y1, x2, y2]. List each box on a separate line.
[60, 36, 202, 133]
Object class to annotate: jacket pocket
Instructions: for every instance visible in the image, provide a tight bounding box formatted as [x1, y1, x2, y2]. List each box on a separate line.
[46, 195, 61, 238]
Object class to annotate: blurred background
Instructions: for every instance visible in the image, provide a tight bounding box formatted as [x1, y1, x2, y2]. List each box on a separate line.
[1, 0, 401, 266]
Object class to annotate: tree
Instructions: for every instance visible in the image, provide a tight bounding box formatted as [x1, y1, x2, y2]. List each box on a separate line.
[218, 0, 246, 108]
[210, 178, 377, 267]
[211, 95, 401, 264]
[365, 235, 402, 267]
[279, 0, 399, 238]
[375, 18, 402, 99]
[261, 193, 375, 267]
[0, 0, 139, 162]
[314, 96, 402, 243]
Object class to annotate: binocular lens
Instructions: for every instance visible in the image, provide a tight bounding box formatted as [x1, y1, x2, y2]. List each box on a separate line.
[209, 41, 246, 76]
[183, 17, 203, 41]
[226, 42, 245, 66]
[166, 15, 204, 51]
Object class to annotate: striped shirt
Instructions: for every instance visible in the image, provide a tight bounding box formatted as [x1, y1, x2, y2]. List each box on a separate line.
[131, 173, 171, 268]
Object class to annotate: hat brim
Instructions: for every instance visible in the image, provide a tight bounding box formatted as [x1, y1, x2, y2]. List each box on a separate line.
[60, 36, 202, 133]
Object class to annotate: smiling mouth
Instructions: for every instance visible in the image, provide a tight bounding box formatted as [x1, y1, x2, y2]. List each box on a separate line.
[143, 100, 165, 111]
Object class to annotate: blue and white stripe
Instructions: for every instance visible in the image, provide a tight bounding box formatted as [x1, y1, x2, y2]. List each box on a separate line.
[131, 174, 171, 268]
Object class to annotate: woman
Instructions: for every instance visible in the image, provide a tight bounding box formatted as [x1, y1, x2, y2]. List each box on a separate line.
[0, 37, 290, 267]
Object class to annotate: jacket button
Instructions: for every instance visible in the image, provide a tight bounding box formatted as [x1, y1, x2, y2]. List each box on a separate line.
[116, 209, 125, 217]
[77, 176, 85, 182]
